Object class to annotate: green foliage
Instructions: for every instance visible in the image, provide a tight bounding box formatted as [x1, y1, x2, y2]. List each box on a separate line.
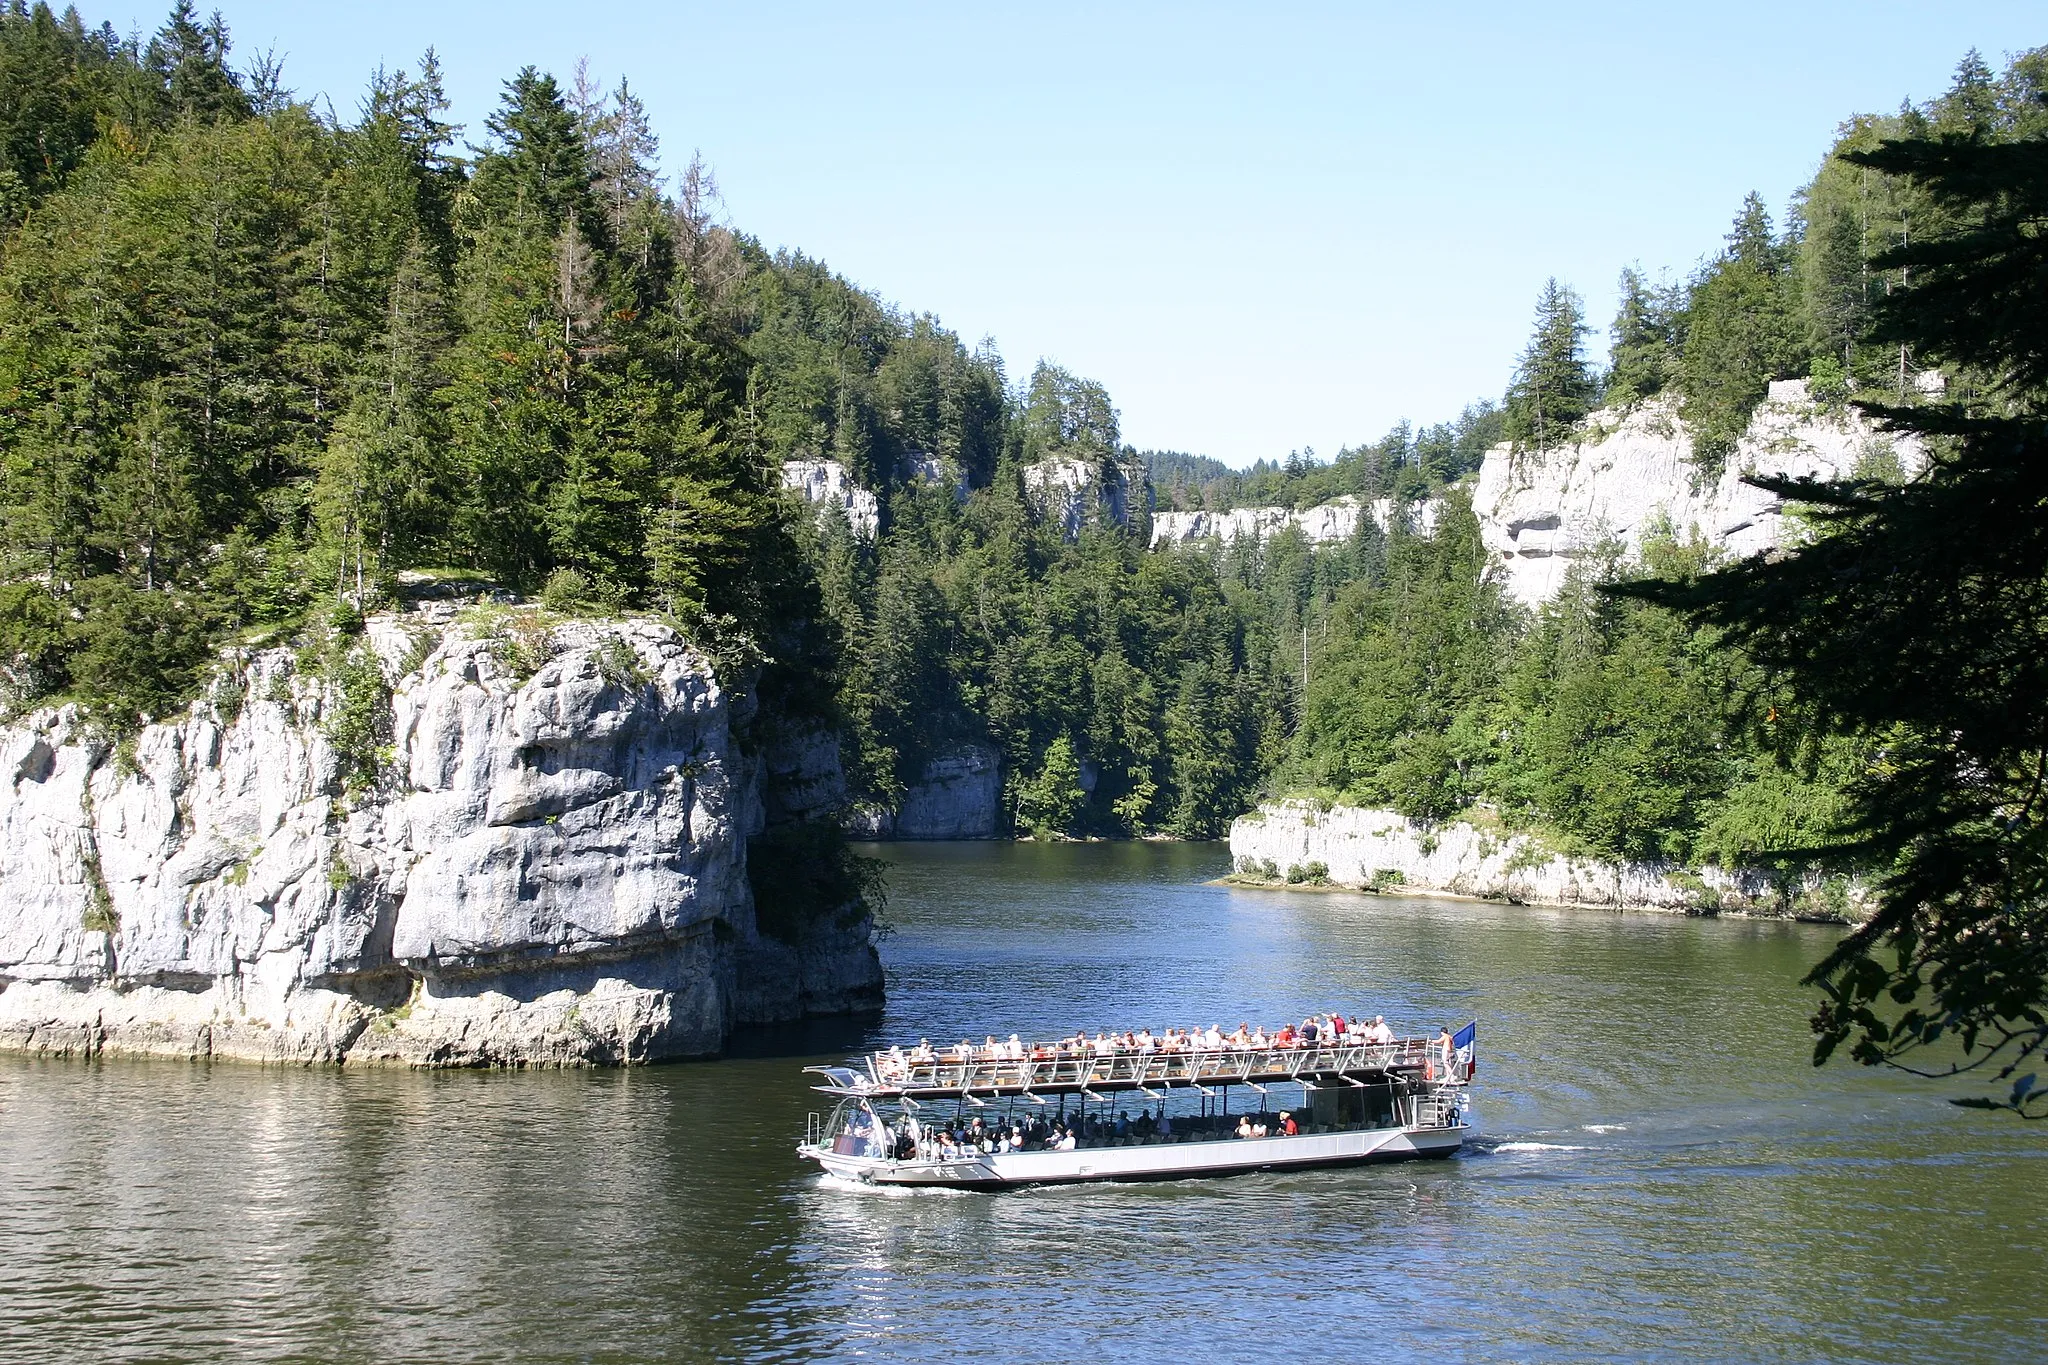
[1679, 194, 1805, 474]
[746, 819, 886, 944]
[323, 647, 392, 793]
[594, 635, 648, 689]
[1625, 99, 2048, 1115]
[1017, 733, 1086, 838]
[1287, 491, 1506, 805]
[1285, 860, 1329, 886]
[1605, 266, 1683, 409]
[1502, 278, 1594, 451]
[0, 18, 830, 731]
[1145, 405, 1499, 514]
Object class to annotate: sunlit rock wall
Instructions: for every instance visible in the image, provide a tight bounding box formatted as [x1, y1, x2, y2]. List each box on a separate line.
[1472, 383, 1929, 606]
[1229, 800, 1859, 917]
[0, 613, 881, 1066]
[1149, 493, 1439, 549]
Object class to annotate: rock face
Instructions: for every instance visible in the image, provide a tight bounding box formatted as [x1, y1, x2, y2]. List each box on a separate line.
[0, 611, 882, 1066]
[1023, 456, 1145, 536]
[847, 742, 1005, 840]
[1149, 494, 1439, 549]
[780, 458, 879, 538]
[1472, 384, 1926, 606]
[1229, 800, 1857, 917]
[893, 743, 1003, 839]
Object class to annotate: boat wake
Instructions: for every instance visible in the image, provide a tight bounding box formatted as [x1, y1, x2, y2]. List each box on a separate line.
[813, 1174, 968, 1198]
[1473, 1139, 1588, 1153]
[1581, 1124, 1629, 1134]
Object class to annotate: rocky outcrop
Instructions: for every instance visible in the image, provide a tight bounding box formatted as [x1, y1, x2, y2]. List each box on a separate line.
[1472, 383, 1928, 606]
[845, 742, 1004, 840]
[781, 458, 879, 538]
[894, 743, 1003, 839]
[0, 610, 882, 1066]
[1228, 800, 1860, 918]
[1024, 455, 1145, 536]
[1149, 494, 1439, 549]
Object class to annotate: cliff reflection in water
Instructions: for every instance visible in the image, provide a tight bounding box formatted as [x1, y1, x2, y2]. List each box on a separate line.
[2, 840, 2044, 1363]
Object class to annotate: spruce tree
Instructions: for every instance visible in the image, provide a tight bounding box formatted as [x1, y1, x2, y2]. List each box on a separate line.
[1678, 193, 1803, 473]
[1502, 278, 1593, 451]
[1605, 266, 1679, 408]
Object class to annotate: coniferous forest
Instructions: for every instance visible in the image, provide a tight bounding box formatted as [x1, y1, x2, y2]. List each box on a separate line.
[0, 0, 2042, 938]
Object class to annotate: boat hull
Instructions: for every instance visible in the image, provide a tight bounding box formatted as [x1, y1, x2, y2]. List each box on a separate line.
[803, 1123, 1467, 1190]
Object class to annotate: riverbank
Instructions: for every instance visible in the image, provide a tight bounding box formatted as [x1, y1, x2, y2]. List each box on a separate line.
[1228, 799, 1865, 922]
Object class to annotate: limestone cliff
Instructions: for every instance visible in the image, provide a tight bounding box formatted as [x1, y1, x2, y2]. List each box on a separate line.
[780, 458, 880, 538]
[1473, 382, 1927, 606]
[1229, 800, 1861, 919]
[1150, 494, 1438, 549]
[0, 608, 882, 1066]
[847, 742, 1004, 840]
[1023, 455, 1145, 536]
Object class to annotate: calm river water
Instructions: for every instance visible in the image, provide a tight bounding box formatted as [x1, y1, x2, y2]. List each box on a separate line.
[2, 841, 2042, 1362]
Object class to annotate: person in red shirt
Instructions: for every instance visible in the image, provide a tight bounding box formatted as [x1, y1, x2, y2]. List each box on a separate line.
[1280, 1111, 1299, 1136]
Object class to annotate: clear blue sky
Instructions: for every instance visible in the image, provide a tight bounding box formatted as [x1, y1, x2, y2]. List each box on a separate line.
[116, 2, 2043, 466]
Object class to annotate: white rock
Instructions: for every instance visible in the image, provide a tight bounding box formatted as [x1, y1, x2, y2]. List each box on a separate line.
[894, 743, 1003, 839]
[0, 612, 882, 1066]
[1472, 391, 1925, 606]
[1023, 456, 1144, 537]
[780, 458, 879, 538]
[1228, 800, 1860, 916]
[1149, 494, 1439, 549]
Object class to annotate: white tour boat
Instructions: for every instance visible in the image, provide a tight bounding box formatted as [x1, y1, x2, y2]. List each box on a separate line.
[799, 1021, 1476, 1189]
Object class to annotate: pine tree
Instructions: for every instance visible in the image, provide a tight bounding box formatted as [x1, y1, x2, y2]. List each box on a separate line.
[470, 67, 600, 242]
[313, 230, 452, 598]
[145, 0, 247, 123]
[1502, 278, 1593, 451]
[1678, 193, 1804, 472]
[1605, 266, 1679, 408]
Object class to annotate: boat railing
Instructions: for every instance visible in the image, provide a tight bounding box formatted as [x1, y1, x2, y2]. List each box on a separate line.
[862, 1038, 1464, 1094]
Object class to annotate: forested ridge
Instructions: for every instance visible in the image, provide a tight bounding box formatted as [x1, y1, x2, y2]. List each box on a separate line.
[1267, 48, 2048, 906]
[0, 0, 2042, 920]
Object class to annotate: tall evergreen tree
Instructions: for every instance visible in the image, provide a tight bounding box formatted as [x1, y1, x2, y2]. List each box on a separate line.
[1605, 266, 1680, 408]
[1679, 193, 1804, 472]
[1502, 277, 1593, 451]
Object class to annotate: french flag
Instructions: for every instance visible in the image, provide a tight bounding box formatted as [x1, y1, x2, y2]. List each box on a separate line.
[1451, 1020, 1478, 1077]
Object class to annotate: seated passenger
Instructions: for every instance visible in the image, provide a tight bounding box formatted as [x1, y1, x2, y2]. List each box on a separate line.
[1236, 1115, 1254, 1139]
[1280, 1111, 1298, 1136]
[1136, 1028, 1157, 1053]
[1006, 1033, 1024, 1060]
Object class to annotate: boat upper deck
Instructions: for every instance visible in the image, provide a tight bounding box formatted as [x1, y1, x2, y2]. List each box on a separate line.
[810, 1033, 1466, 1100]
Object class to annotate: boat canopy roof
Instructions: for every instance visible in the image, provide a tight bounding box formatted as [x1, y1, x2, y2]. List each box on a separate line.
[807, 1033, 1459, 1101]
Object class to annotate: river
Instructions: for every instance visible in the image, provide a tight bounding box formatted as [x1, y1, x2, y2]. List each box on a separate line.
[2, 841, 2041, 1362]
